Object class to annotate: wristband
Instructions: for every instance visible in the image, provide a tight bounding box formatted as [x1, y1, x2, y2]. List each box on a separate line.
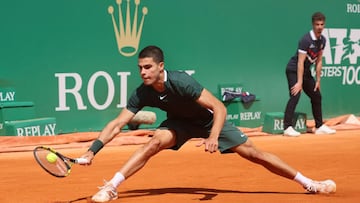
[88, 139, 104, 155]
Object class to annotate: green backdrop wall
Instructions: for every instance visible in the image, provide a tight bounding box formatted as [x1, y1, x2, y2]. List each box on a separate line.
[1, 0, 359, 134]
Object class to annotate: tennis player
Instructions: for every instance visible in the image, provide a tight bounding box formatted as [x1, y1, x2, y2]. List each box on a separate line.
[81, 45, 336, 202]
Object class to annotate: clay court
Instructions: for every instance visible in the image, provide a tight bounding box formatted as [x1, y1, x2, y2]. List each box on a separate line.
[1, 125, 360, 203]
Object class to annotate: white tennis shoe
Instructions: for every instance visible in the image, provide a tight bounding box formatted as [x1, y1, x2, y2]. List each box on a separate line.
[315, 124, 336, 135]
[283, 126, 300, 137]
[305, 180, 336, 194]
[92, 180, 118, 202]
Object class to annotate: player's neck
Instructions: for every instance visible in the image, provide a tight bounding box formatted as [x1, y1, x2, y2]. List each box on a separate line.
[152, 82, 165, 92]
[152, 74, 165, 92]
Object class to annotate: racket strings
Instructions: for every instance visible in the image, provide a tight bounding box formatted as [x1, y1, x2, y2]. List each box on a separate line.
[34, 148, 69, 177]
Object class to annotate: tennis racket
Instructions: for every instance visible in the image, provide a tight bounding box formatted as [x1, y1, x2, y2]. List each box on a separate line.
[33, 146, 89, 178]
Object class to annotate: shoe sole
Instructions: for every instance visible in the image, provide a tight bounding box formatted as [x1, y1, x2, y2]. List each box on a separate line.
[315, 132, 336, 135]
[92, 196, 118, 203]
[91, 192, 118, 202]
[283, 134, 300, 137]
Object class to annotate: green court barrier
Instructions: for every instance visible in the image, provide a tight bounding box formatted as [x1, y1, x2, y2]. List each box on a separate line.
[1, 0, 359, 134]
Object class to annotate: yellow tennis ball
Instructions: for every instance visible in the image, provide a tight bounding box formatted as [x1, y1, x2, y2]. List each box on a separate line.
[46, 152, 57, 164]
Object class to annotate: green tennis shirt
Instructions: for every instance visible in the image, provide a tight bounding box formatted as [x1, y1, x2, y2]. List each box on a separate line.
[127, 70, 213, 125]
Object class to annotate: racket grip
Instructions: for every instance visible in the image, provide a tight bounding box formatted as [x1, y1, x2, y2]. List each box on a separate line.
[75, 157, 90, 164]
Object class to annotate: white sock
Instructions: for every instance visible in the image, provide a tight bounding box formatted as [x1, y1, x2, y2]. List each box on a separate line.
[293, 172, 312, 187]
[110, 172, 125, 188]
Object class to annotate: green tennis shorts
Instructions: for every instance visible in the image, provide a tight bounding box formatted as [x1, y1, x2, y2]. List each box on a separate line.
[158, 119, 248, 153]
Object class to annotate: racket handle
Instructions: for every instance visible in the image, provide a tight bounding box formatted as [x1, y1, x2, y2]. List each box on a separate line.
[75, 157, 90, 164]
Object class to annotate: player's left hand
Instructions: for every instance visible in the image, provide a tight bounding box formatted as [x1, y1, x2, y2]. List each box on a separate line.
[196, 137, 218, 153]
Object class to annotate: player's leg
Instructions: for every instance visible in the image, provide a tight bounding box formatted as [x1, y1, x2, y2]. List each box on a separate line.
[219, 122, 296, 178]
[218, 123, 336, 194]
[231, 139, 297, 179]
[91, 129, 176, 202]
[231, 139, 336, 194]
[118, 129, 176, 178]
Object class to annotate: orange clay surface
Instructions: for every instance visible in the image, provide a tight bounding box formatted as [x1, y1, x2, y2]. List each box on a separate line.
[0, 130, 360, 203]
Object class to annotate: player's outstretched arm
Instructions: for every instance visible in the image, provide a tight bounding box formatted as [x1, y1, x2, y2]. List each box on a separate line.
[97, 108, 135, 144]
[81, 108, 135, 164]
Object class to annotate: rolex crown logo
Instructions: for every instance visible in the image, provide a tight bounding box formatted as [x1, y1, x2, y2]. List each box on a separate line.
[108, 0, 148, 57]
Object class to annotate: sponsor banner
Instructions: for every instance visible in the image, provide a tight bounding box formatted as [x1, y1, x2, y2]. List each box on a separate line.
[0, 0, 359, 133]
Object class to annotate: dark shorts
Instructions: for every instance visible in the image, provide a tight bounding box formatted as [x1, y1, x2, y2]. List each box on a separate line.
[158, 119, 248, 153]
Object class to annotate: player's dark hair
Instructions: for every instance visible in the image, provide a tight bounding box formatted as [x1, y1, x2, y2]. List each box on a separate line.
[312, 12, 326, 23]
[138, 45, 164, 63]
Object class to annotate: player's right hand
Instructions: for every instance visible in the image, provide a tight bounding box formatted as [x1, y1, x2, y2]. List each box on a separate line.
[79, 150, 95, 165]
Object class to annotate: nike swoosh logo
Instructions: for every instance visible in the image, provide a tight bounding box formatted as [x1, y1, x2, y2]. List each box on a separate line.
[159, 95, 167, 100]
